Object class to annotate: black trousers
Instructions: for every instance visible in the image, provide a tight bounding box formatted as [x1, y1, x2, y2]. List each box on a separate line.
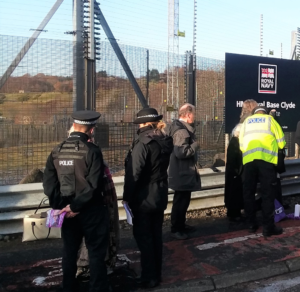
[171, 191, 191, 233]
[242, 160, 277, 231]
[61, 205, 109, 292]
[132, 210, 164, 282]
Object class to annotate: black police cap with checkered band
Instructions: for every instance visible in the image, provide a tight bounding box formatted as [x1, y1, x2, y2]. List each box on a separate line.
[133, 107, 163, 124]
[72, 110, 101, 125]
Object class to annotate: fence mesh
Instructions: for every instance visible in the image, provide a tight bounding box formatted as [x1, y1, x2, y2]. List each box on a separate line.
[0, 34, 226, 184]
[95, 43, 226, 173]
[0, 35, 73, 185]
[0, 33, 294, 185]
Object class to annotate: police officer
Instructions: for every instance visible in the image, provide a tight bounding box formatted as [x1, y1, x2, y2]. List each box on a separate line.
[43, 110, 110, 292]
[239, 106, 286, 237]
[123, 108, 173, 289]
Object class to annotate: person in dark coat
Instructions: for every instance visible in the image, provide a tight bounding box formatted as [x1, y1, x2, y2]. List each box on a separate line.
[296, 121, 300, 148]
[43, 111, 110, 292]
[122, 107, 173, 289]
[167, 103, 201, 240]
[268, 109, 286, 206]
[224, 124, 243, 220]
[225, 99, 257, 221]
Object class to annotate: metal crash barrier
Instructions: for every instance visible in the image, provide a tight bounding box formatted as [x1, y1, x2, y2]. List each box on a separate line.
[0, 160, 299, 235]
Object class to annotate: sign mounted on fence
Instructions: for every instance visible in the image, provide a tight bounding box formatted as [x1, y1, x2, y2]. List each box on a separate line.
[225, 53, 300, 133]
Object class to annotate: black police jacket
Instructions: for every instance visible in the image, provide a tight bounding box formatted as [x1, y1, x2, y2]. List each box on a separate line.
[123, 126, 173, 212]
[224, 136, 243, 211]
[296, 121, 300, 146]
[43, 132, 104, 212]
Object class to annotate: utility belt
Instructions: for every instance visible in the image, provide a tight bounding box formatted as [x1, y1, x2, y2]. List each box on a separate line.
[52, 140, 88, 197]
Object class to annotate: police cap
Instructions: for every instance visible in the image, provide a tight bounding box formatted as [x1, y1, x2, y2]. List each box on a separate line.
[133, 107, 163, 124]
[252, 106, 268, 115]
[72, 110, 101, 125]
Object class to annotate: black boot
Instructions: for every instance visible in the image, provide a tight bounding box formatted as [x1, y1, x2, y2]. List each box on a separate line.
[263, 226, 283, 237]
[248, 224, 258, 233]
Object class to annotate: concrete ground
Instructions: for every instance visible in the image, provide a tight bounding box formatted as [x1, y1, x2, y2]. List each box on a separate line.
[1, 203, 300, 292]
[218, 271, 300, 292]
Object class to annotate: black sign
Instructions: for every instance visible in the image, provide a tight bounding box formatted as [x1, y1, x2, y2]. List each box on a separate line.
[225, 53, 300, 133]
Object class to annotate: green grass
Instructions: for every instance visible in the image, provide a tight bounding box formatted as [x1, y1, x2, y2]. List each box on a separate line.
[3, 92, 72, 103]
[0, 142, 58, 171]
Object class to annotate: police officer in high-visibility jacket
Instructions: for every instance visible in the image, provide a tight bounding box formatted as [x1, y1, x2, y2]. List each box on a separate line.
[239, 106, 286, 237]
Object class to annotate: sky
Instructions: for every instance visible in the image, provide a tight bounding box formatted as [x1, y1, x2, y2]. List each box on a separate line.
[0, 0, 299, 61]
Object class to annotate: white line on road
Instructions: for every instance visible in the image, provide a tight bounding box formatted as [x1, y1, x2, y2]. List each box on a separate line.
[196, 226, 300, 251]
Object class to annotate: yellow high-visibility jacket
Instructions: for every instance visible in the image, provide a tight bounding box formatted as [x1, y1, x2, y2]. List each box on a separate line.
[239, 114, 286, 165]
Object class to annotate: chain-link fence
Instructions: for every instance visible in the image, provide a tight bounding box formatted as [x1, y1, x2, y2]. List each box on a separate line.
[0, 34, 226, 184]
[1, 33, 296, 185]
[0, 35, 74, 185]
[4, 33, 297, 187]
[96, 43, 226, 173]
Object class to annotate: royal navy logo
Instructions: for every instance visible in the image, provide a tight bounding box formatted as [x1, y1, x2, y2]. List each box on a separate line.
[258, 63, 277, 94]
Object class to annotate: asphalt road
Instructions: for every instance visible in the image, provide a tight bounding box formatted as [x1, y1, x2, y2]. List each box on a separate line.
[1, 199, 300, 292]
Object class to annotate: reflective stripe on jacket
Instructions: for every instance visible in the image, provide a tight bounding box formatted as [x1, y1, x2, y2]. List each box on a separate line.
[239, 114, 286, 165]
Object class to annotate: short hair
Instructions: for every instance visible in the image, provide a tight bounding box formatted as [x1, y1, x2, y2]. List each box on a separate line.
[179, 103, 195, 118]
[73, 123, 94, 133]
[240, 99, 258, 122]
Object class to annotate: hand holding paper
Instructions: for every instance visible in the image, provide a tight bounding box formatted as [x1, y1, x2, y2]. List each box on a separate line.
[46, 209, 66, 228]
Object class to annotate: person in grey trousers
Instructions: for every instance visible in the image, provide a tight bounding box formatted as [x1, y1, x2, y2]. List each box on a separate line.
[167, 103, 202, 240]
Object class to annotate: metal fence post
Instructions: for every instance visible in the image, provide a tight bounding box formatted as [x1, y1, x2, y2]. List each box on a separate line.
[73, 0, 85, 111]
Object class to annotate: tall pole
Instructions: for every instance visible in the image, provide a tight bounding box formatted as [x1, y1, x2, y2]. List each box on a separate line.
[167, 0, 179, 120]
[297, 27, 300, 60]
[187, 0, 197, 106]
[260, 14, 263, 56]
[146, 50, 149, 104]
[193, 0, 197, 103]
[73, 0, 85, 111]
[84, 0, 96, 110]
[184, 51, 188, 103]
[187, 52, 195, 104]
